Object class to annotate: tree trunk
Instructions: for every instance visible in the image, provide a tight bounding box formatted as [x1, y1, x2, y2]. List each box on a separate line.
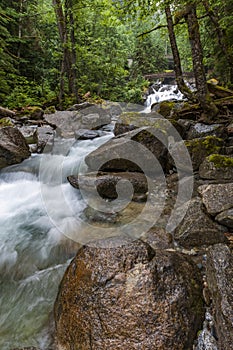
[185, 3, 218, 117]
[52, 0, 78, 103]
[165, 6, 193, 100]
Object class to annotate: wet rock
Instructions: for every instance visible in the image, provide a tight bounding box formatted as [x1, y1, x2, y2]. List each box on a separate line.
[206, 244, 233, 350]
[174, 198, 227, 248]
[75, 129, 105, 140]
[0, 127, 30, 169]
[36, 125, 55, 153]
[85, 126, 168, 175]
[83, 206, 119, 224]
[54, 238, 204, 350]
[198, 183, 233, 215]
[67, 172, 148, 201]
[19, 126, 38, 145]
[215, 208, 233, 228]
[169, 136, 223, 172]
[44, 106, 111, 138]
[199, 154, 233, 180]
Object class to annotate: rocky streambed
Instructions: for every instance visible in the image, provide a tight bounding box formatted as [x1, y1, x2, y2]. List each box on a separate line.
[1, 87, 233, 350]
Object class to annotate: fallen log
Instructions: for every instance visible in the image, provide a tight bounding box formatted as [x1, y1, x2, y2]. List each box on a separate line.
[0, 106, 16, 119]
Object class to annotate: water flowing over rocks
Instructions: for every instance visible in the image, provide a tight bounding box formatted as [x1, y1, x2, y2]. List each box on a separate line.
[54, 238, 204, 350]
[0, 127, 30, 169]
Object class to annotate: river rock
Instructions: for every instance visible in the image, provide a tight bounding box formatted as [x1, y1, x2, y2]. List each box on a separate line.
[169, 136, 223, 172]
[85, 126, 168, 175]
[174, 198, 227, 248]
[0, 127, 30, 169]
[206, 244, 233, 350]
[54, 238, 204, 350]
[36, 125, 55, 153]
[198, 183, 233, 215]
[75, 129, 105, 140]
[19, 126, 38, 144]
[199, 154, 233, 180]
[67, 172, 148, 201]
[44, 105, 111, 138]
[215, 208, 233, 228]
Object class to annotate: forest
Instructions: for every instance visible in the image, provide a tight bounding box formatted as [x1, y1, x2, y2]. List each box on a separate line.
[0, 0, 233, 110]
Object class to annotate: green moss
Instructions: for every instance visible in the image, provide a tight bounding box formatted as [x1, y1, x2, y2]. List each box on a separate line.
[185, 136, 222, 155]
[0, 118, 13, 127]
[158, 101, 175, 117]
[208, 154, 233, 168]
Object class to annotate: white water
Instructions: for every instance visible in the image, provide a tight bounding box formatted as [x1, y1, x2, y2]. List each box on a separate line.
[145, 84, 184, 111]
[0, 133, 113, 349]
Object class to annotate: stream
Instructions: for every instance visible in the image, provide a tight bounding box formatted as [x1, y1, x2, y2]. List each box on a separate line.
[0, 85, 184, 349]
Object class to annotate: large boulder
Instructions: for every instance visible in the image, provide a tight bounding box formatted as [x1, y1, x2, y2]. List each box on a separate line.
[0, 127, 30, 169]
[174, 198, 227, 248]
[54, 238, 204, 350]
[114, 112, 184, 140]
[199, 154, 233, 180]
[67, 171, 148, 201]
[85, 126, 168, 175]
[206, 244, 233, 350]
[198, 183, 233, 215]
[44, 106, 111, 138]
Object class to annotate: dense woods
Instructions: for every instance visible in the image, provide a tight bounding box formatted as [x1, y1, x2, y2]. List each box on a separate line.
[0, 0, 233, 109]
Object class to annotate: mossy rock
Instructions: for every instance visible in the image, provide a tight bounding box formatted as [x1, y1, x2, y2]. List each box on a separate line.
[170, 136, 223, 172]
[207, 83, 233, 99]
[44, 105, 56, 114]
[199, 154, 233, 180]
[207, 154, 233, 168]
[157, 101, 176, 118]
[0, 117, 13, 128]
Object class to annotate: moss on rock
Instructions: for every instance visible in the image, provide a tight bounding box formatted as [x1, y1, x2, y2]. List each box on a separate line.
[207, 154, 233, 168]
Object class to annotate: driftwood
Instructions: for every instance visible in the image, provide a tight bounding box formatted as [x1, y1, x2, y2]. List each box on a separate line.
[0, 106, 15, 119]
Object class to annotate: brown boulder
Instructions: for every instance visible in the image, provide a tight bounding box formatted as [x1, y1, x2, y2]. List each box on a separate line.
[54, 238, 204, 350]
[0, 127, 30, 169]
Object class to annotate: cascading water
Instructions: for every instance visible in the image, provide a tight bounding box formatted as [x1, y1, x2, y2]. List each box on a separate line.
[0, 133, 113, 349]
[0, 85, 190, 349]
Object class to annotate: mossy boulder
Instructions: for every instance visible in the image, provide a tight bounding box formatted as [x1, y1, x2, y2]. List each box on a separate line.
[0, 117, 14, 128]
[207, 82, 233, 99]
[114, 112, 185, 140]
[199, 154, 233, 180]
[157, 101, 176, 118]
[169, 136, 223, 172]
